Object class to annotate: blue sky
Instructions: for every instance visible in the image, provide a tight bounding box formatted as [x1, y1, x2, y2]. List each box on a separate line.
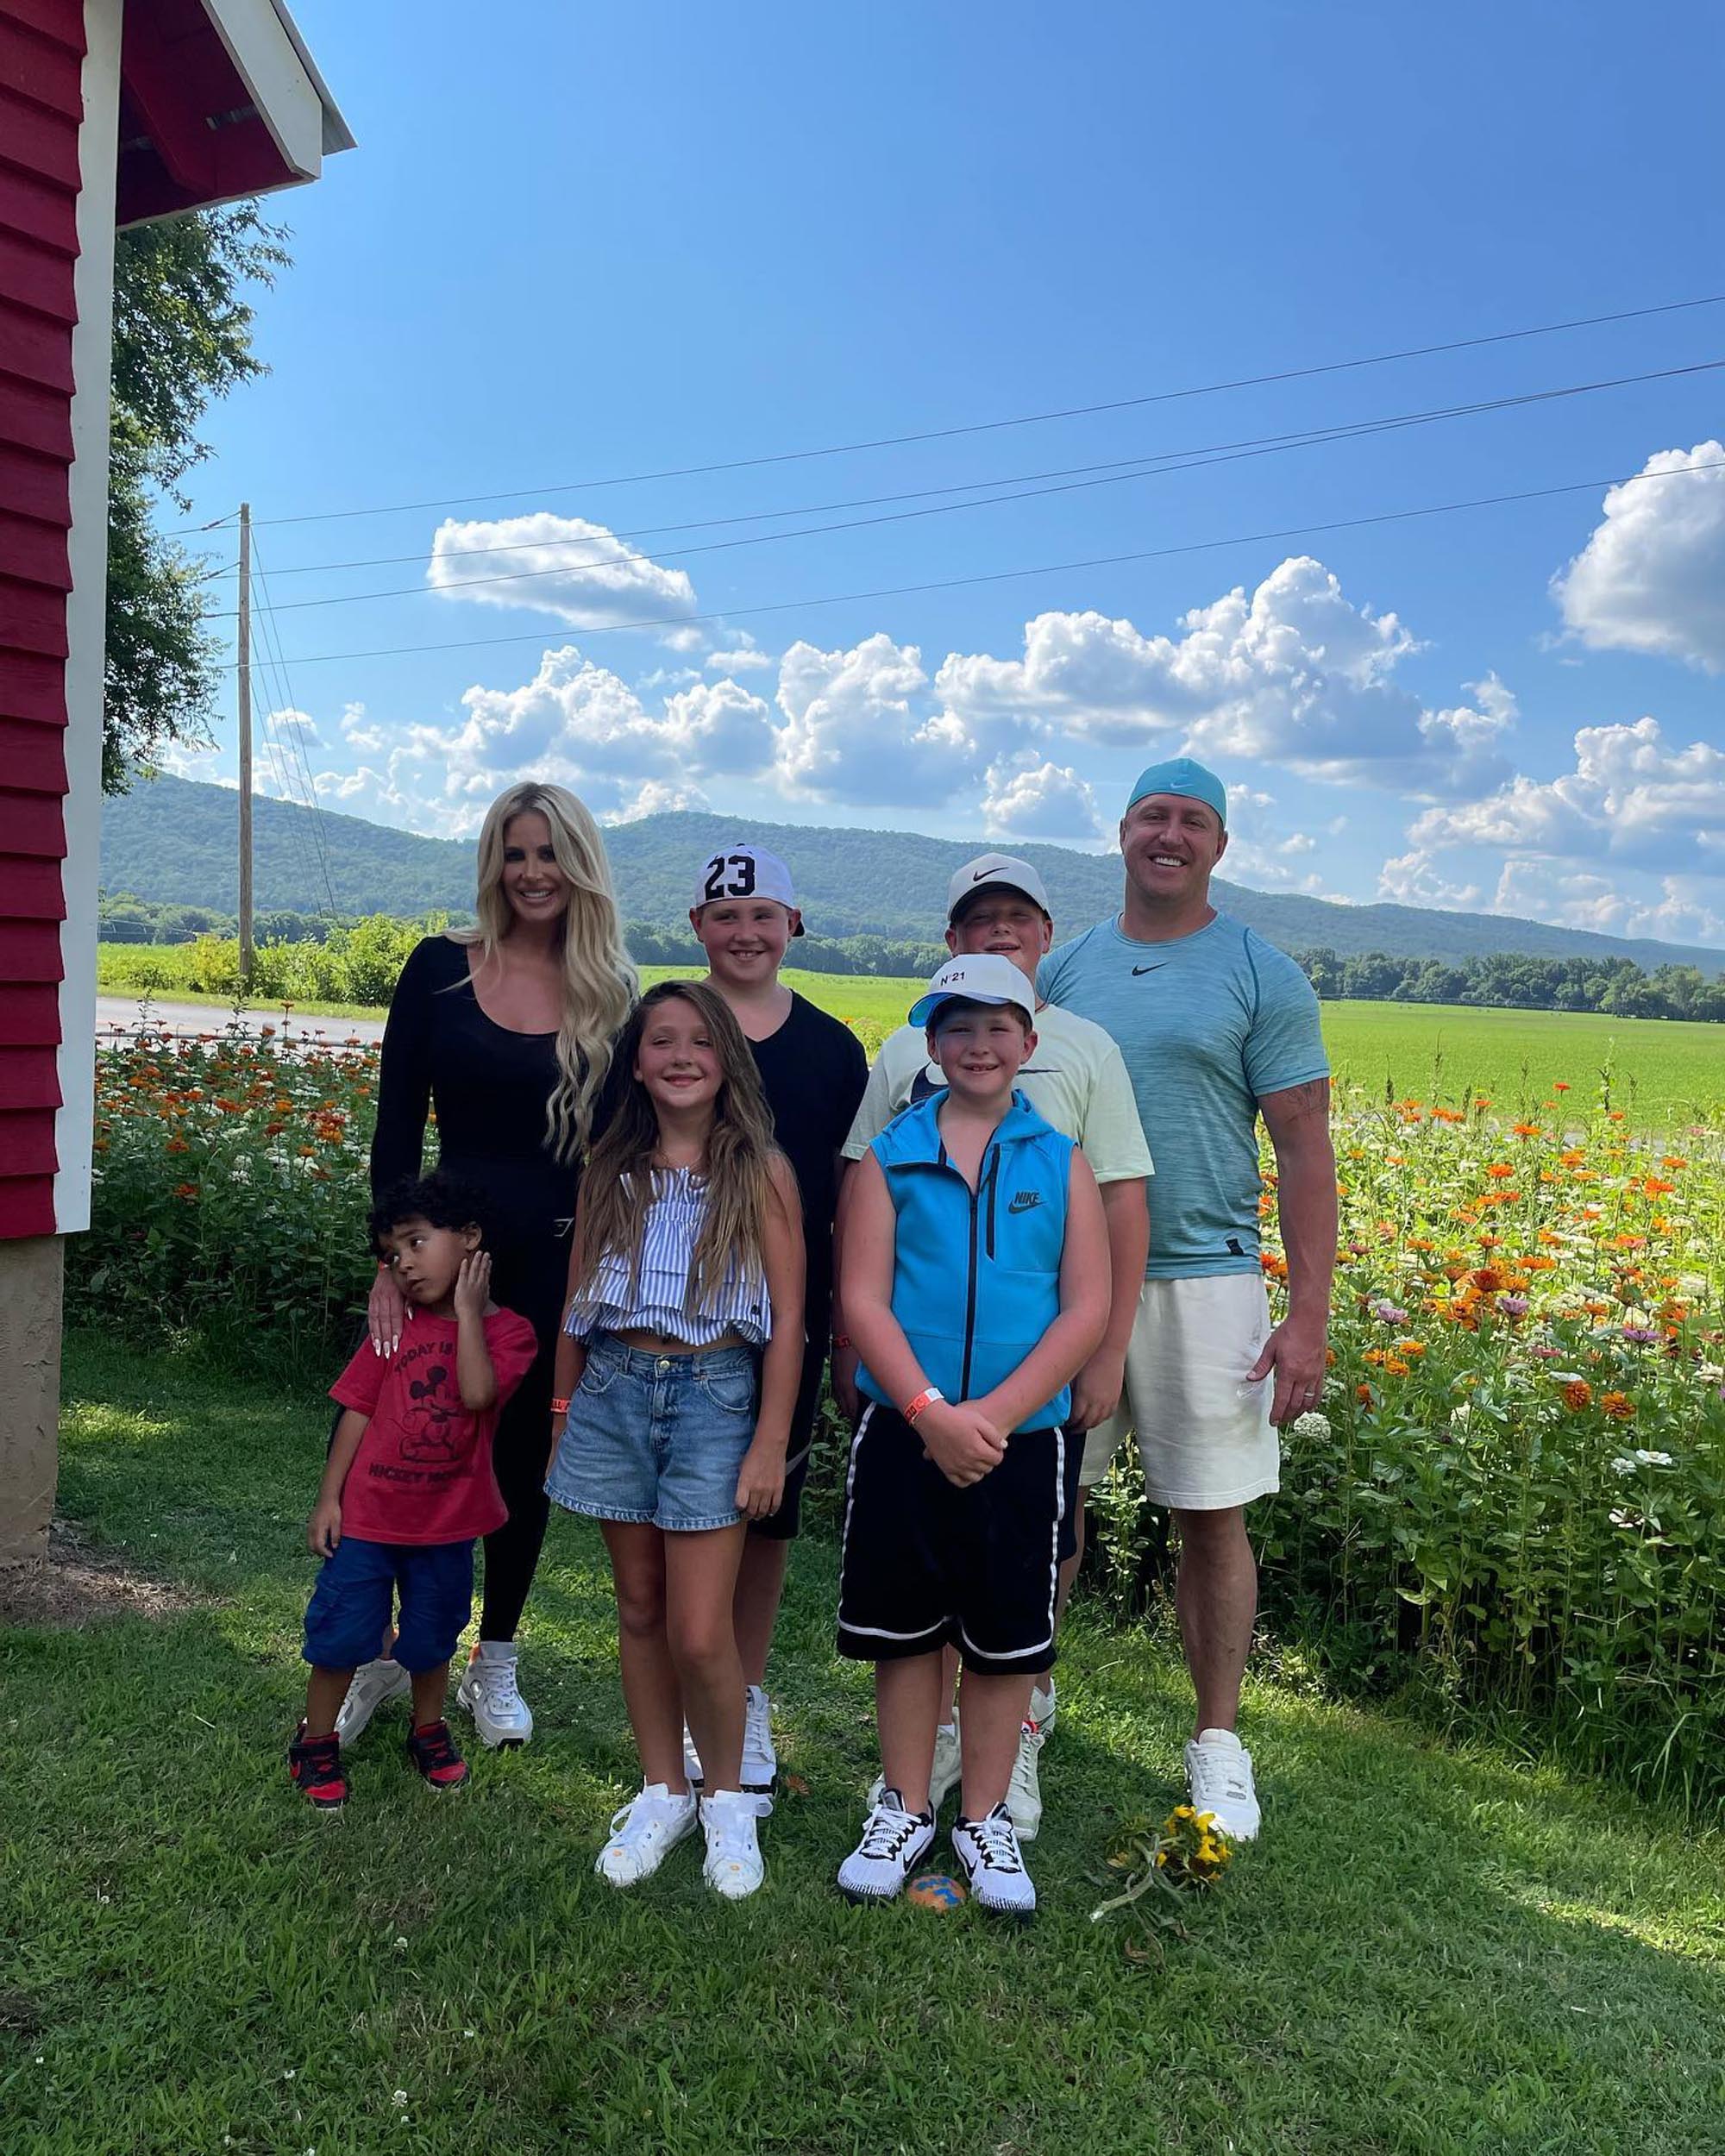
[166, 1, 1725, 949]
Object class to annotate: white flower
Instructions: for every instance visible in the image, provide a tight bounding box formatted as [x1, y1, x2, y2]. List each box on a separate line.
[392, 2090, 409, 2107]
[1610, 1456, 1638, 1477]
[1609, 1507, 1637, 1529]
[392, 1935, 409, 1951]
[1452, 1401, 1472, 1424]
[1292, 1409, 1331, 1440]
[1633, 1448, 1674, 1468]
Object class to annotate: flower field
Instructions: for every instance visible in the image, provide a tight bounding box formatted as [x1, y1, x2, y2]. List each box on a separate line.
[71, 1018, 380, 1373]
[74, 1021, 1725, 1814]
[1255, 1081, 1725, 1812]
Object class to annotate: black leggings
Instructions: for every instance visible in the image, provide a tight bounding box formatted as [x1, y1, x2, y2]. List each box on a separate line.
[480, 1327, 553, 1640]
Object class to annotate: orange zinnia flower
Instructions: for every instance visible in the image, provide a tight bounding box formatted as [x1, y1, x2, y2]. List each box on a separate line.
[1600, 1392, 1634, 1420]
[1561, 1380, 1593, 1411]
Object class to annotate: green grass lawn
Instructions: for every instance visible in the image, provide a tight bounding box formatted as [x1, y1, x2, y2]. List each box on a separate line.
[4, 1336, 1722, 2154]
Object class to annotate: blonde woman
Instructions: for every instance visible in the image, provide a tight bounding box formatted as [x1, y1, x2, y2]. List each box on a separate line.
[339, 782, 636, 1751]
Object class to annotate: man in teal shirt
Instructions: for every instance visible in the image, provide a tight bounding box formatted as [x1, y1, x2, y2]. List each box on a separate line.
[1038, 757, 1336, 1840]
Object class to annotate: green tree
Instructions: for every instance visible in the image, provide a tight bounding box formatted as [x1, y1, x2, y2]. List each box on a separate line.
[104, 204, 290, 793]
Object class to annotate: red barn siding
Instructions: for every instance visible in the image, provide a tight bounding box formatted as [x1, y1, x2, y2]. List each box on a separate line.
[0, 0, 82, 1239]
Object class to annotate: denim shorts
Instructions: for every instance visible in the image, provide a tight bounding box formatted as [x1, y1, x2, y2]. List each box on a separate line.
[545, 1334, 759, 1533]
[302, 1535, 474, 1673]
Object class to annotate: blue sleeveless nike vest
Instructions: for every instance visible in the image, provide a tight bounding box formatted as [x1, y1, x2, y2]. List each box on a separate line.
[857, 1091, 1075, 1432]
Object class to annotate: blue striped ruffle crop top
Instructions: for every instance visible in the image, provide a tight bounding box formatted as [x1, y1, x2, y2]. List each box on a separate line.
[564, 1166, 772, 1348]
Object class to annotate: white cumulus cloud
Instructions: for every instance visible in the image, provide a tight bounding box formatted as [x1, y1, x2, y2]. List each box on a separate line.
[1408, 718, 1725, 876]
[775, 634, 982, 805]
[981, 755, 1101, 841]
[1552, 443, 1725, 672]
[936, 559, 1514, 798]
[426, 512, 698, 638]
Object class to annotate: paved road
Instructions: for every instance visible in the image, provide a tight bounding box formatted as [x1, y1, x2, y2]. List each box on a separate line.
[95, 996, 386, 1044]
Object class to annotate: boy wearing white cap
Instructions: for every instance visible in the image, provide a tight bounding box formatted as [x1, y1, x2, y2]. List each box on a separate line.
[689, 844, 868, 1801]
[838, 851, 1151, 1834]
[836, 955, 1108, 1915]
[1039, 757, 1336, 1842]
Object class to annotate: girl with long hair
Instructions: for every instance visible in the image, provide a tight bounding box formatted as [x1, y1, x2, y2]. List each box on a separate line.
[547, 981, 805, 1899]
[342, 783, 637, 1752]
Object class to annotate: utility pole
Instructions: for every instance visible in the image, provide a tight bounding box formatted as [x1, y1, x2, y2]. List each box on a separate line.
[237, 500, 254, 979]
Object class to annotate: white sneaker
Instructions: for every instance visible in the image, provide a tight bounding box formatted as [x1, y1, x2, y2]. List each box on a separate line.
[865, 1720, 962, 1816]
[837, 1791, 937, 1903]
[700, 1789, 766, 1900]
[951, 1802, 1036, 1918]
[1005, 1719, 1044, 1840]
[456, 1641, 534, 1748]
[682, 1723, 704, 1789]
[742, 1684, 777, 1802]
[1029, 1679, 1057, 1734]
[335, 1655, 410, 1745]
[1184, 1727, 1261, 1841]
[594, 1783, 699, 1886]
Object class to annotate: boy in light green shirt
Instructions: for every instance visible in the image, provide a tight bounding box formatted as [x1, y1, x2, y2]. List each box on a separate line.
[836, 851, 1151, 1839]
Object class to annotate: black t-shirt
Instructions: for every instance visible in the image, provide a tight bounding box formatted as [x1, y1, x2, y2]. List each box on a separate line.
[749, 992, 868, 1328]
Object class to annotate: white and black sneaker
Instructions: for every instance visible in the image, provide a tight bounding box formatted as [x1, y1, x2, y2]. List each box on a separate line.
[951, 1802, 1036, 1918]
[741, 1684, 777, 1807]
[837, 1790, 937, 1904]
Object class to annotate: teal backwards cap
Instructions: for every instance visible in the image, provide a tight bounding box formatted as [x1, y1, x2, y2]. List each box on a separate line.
[1126, 755, 1227, 827]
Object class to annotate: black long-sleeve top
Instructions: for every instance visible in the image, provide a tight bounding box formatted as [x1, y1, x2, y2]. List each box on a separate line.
[371, 935, 579, 1342]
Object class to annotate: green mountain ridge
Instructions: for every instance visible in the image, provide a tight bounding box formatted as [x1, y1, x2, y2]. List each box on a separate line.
[100, 773, 1725, 976]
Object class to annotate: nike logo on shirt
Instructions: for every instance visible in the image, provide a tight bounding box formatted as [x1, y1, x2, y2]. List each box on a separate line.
[1132, 963, 1169, 976]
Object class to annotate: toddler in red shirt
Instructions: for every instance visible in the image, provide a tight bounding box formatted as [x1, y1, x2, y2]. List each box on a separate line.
[289, 1174, 537, 1808]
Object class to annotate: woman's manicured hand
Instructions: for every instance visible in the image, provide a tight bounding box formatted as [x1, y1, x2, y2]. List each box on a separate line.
[367, 1263, 409, 1357]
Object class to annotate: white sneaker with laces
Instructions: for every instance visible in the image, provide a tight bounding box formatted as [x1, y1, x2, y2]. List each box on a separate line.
[594, 1783, 699, 1886]
[865, 1720, 961, 1816]
[742, 1684, 777, 1802]
[456, 1640, 534, 1747]
[700, 1789, 766, 1900]
[1005, 1719, 1044, 1840]
[837, 1791, 937, 1903]
[951, 1802, 1037, 1917]
[335, 1654, 410, 1745]
[1029, 1679, 1057, 1734]
[1184, 1727, 1261, 1841]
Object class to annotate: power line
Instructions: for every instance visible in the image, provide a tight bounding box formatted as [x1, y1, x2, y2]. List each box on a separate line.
[215, 454, 1725, 672]
[176, 290, 1725, 534]
[198, 357, 1725, 620]
[248, 530, 341, 920]
[196, 354, 1725, 590]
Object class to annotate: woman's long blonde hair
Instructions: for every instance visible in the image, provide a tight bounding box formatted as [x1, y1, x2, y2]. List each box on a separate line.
[573, 981, 782, 1311]
[450, 782, 637, 1162]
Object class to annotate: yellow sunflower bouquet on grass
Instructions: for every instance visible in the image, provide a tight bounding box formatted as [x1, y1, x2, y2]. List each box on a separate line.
[1091, 1805, 1235, 1955]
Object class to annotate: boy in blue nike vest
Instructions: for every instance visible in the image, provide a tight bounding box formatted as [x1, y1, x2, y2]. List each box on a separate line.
[834, 954, 1108, 1915]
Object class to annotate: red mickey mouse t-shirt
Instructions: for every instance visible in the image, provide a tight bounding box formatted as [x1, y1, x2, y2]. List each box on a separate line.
[329, 1307, 539, 1545]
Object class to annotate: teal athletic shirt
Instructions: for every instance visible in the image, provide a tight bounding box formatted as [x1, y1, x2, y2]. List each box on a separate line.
[1038, 912, 1328, 1280]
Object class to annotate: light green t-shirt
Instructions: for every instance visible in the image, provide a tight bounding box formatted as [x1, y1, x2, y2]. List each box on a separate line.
[842, 1000, 1154, 1184]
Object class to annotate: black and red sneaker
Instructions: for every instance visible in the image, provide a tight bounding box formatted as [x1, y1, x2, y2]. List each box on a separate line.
[288, 1722, 348, 1808]
[406, 1718, 469, 1792]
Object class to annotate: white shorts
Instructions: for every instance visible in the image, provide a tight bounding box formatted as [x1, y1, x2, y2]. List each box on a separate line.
[1079, 1273, 1279, 1511]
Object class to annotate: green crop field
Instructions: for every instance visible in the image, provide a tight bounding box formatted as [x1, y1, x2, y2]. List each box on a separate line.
[647, 971, 1725, 1122]
[96, 944, 1723, 1123]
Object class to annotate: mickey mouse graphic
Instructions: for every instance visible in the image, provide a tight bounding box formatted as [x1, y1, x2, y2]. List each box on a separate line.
[398, 1362, 467, 1464]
